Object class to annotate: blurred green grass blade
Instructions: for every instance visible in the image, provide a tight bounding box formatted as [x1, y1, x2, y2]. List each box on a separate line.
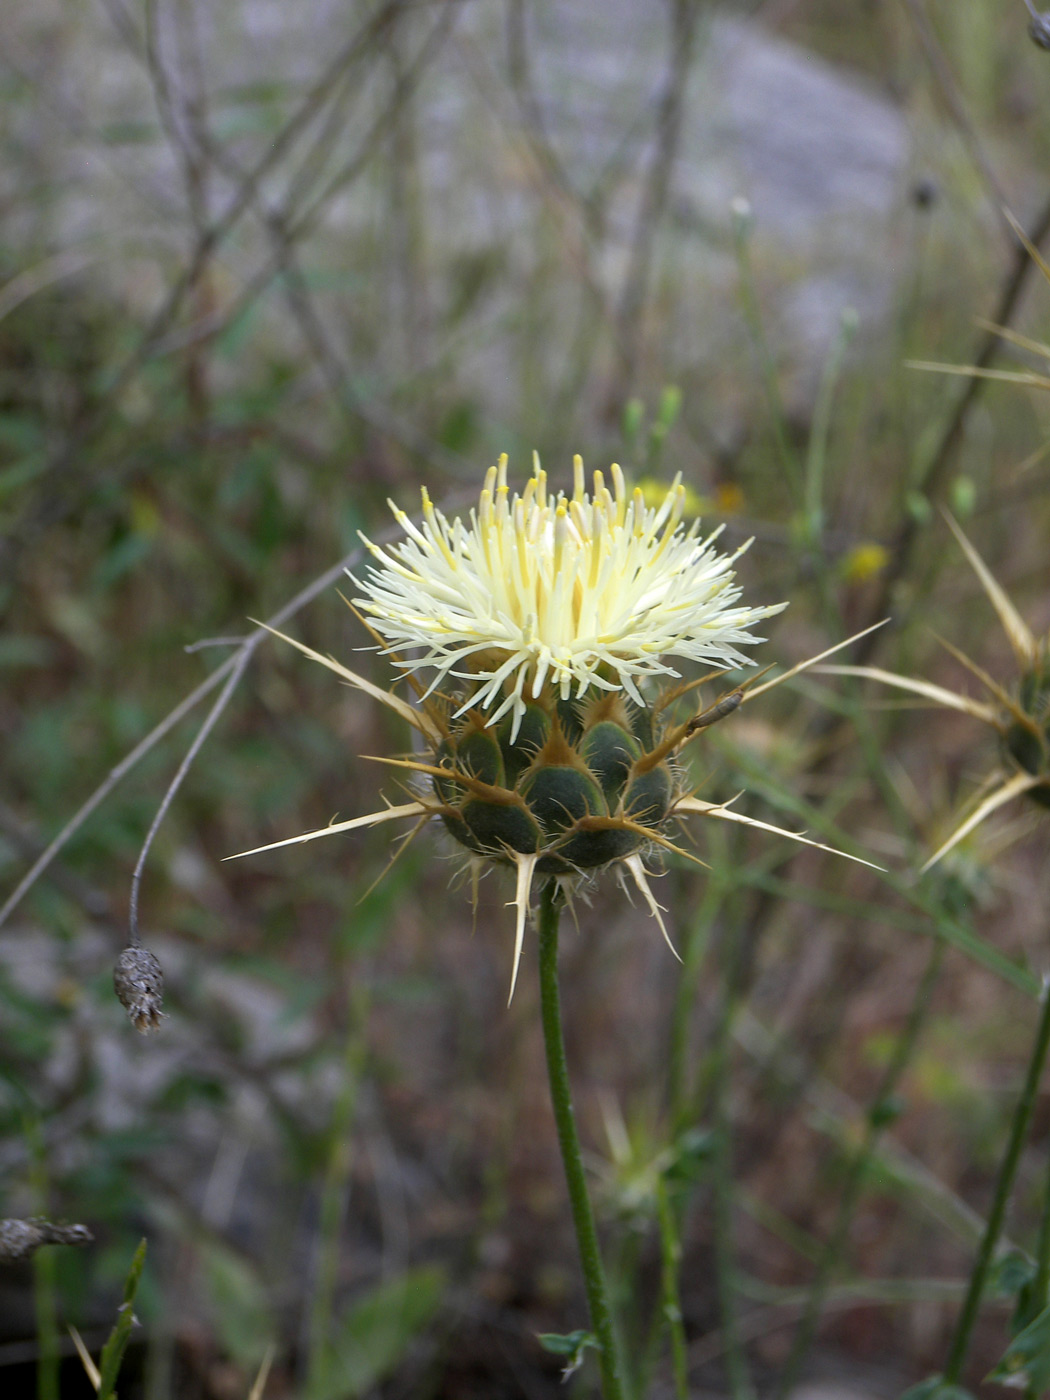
[308, 1265, 445, 1400]
[201, 1240, 276, 1368]
[724, 755, 1039, 996]
[988, 1303, 1050, 1387]
[97, 1238, 146, 1400]
[741, 869, 1038, 996]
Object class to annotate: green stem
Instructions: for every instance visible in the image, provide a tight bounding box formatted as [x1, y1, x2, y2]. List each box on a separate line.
[34, 1246, 59, 1400]
[537, 881, 629, 1400]
[708, 878, 755, 1400]
[1030, 1158, 1050, 1319]
[711, 986, 755, 1400]
[655, 1175, 689, 1400]
[775, 941, 943, 1399]
[803, 310, 854, 546]
[27, 1118, 59, 1400]
[668, 876, 724, 1124]
[943, 977, 1050, 1384]
[730, 206, 802, 504]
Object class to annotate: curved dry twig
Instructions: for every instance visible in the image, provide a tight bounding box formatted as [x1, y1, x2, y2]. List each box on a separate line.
[0, 541, 363, 932]
[0, 0, 411, 582]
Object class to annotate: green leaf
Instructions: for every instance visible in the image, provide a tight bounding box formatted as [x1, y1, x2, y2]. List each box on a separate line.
[201, 1240, 275, 1367]
[537, 1330, 599, 1382]
[987, 1250, 1036, 1300]
[868, 1093, 906, 1129]
[538, 1329, 594, 1357]
[0, 635, 56, 669]
[309, 1265, 445, 1400]
[97, 1238, 146, 1400]
[656, 384, 682, 430]
[665, 1127, 716, 1186]
[899, 1378, 974, 1400]
[989, 1303, 1050, 1388]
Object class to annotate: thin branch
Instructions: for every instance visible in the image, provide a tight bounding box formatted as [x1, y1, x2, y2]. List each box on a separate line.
[0, 0, 410, 582]
[0, 538, 367, 932]
[127, 649, 251, 945]
[852, 185, 1050, 668]
[613, 0, 702, 401]
[900, 0, 1012, 228]
[0, 801, 113, 921]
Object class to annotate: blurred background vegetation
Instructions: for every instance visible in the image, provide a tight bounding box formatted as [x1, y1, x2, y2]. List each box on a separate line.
[3, 0, 1050, 1396]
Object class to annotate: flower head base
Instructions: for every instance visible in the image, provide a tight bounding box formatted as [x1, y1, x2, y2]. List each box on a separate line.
[1003, 653, 1050, 807]
[353, 455, 782, 740]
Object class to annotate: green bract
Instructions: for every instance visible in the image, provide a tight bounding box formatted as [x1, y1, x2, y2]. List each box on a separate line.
[433, 693, 674, 876]
[1004, 657, 1050, 808]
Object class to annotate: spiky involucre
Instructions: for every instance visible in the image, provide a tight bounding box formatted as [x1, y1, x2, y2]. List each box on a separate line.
[228, 461, 882, 1003]
[353, 455, 783, 739]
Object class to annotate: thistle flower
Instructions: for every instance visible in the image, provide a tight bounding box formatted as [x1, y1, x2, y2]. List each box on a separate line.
[230, 457, 878, 998]
[353, 455, 776, 739]
[824, 515, 1050, 871]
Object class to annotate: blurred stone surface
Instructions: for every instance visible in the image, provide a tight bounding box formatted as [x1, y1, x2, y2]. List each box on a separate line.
[0, 2, 910, 434]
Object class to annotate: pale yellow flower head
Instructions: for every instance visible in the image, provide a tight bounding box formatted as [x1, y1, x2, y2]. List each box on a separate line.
[353, 454, 783, 738]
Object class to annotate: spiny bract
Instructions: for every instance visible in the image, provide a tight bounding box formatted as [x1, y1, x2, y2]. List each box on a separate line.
[431, 688, 676, 876]
[825, 514, 1050, 869]
[230, 457, 877, 999]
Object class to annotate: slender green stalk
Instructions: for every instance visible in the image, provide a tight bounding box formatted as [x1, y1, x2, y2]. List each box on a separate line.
[804, 308, 856, 547]
[655, 1175, 689, 1400]
[775, 941, 944, 1399]
[33, 1245, 59, 1400]
[27, 1118, 59, 1400]
[708, 879, 755, 1400]
[668, 875, 724, 1122]
[943, 977, 1050, 1384]
[536, 881, 629, 1400]
[730, 204, 801, 504]
[710, 987, 755, 1400]
[1024, 1161, 1050, 1400]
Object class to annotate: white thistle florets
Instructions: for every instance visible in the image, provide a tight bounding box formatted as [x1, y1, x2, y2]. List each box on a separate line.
[353, 454, 784, 738]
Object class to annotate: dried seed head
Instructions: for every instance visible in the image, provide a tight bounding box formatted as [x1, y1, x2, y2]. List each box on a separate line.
[113, 945, 165, 1033]
[0, 1217, 93, 1263]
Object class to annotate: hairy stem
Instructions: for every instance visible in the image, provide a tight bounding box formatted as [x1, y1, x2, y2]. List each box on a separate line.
[537, 880, 629, 1400]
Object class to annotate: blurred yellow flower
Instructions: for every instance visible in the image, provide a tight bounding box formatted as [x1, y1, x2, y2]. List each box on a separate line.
[839, 542, 890, 585]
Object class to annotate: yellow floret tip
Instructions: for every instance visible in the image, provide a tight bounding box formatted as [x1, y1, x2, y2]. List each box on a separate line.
[351, 455, 785, 740]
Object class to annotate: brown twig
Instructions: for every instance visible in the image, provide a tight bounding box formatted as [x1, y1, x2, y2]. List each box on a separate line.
[900, 0, 1013, 230]
[0, 0, 410, 583]
[0, 542, 364, 932]
[852, 186, 1050, 667]
[612, 0, 703, 403]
